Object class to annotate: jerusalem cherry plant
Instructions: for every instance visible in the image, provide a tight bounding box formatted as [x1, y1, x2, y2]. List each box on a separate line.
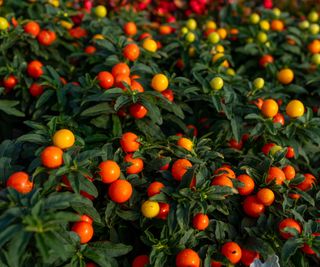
[0, 1, 320, 267]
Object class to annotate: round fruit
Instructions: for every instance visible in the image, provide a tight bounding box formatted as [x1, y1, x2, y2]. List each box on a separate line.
[147, 181, 165, 197]
[95, 5, 107, 18]
[192, 213, 209, 230]
[27, 60, 43, 78]
[29, 83, 44, 97]
[123, 43, 140, 61]
[308, 40, 320, 54]
[286, 100, 305, 118]
[108, 179, 133, 203]
[271, 19, 284, 31]
[185, 32, 195, 43]
[208, 32, 220, 44]
[53, 129, 75, 149]
[71, 221, 94, 243]
[282, 165, 296, 180]
[129, 103, 148, 119]
[286, 146, 295, 158]
[243, 195, 265, 217]
[97, 71, 114, 90]
[210, 77, 224, 90]
[0, 17, 9, 30]
[253, 77, 264, 89]
[259, 54, 274, 68]
[120, 132, 140, 153]
[156, 202, 170, 220]
[80, 215, 93, 224]
[124, 22, 137, 36]
[261, 99, 279, 118]
[279, 218, 302, 239]
[260, 20, 270, 31]
[256, 188, 275, 206]
[257, 32, 268, 43]
[151, 74, 169, 92]
[214, 167, 235, 179]
[266, 167, 285, 185]
[171, 159, 192, 181]
[99, 160, 121, 184]
[309, 23, 320, 35]
[308, 11, 319, 22]
[161, 89, 174, 102]
[311, 53, 320, 65]
[141, 200, 160, 218]
[24, 21, 40, 37]
[114, 74, 131, 89]
[262, 143, 275, 155]
[177, 137, 193, 151]
[269, 145, 282, 155]
[186, 19, 197, 30]
[124, 154, 144, 174]
[249, 13, 260, 24]
[211, 176, 233, 187]
[176, 248, 200, 267]
[132, 255, 149, 267]
[296, 173, 316, 191]
[277, 68, 294, 84]
[41, 146, 63, 169]
[273, 113, 285, 125]
[142, 39, 157, 52]
[6, 171, 33, 194]
[3, 74, 18, 90]
[112, 62, 130, 77]
[221, 242, 242, 264]
[241, 248, 260, 266]
[236, 174, 255, 196]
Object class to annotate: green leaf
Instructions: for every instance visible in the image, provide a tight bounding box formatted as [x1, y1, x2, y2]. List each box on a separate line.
[0, 100, 24, 117]
[281, 238, 303, 263]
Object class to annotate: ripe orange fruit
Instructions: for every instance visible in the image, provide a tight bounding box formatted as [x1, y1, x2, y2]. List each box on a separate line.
[37, 30, 56, 46]
[29, 83, 44, 97]
[108, 179, 133, 203]
[236, 174, 255, 195]
[285, 100, 305, 118]
[261, 99, 279, 118]
[240, 248, 260, 266]
[296, 173, 316, 191]
[130, 79, 144, 92]
[124, 154, 144, 174]
[114, 74, 131, 89]
[112, 62, 130, 77]
[176, 248, 200, 267]
[132, 255, 149, 267]
[123, 43, 140, 61]
[24, 21, 40, 37]
[308, 39, 320, 54]
[221, 242, 242, 264]
[171, 159, 192, 181]
[97, 71, 114, 89]
[229, 138, 243, 150]
[266, 167, 285, 185]
[27, 60, 43, 78]
[286, 146, 295, 158]
[282, 165, 296, 180]
[273, 113, 285, 125]
[211, 176, 233, 187]
[243, 195, 265, 217]
[151, 74, 169, 92]
[277, 68, 294, 84]
[156, 202, 170, 220]
[147, 181, 165, 197]
[271, 19, 284, 31]
[262, 143, 276, 155]
[129, 103, 148, 119]
[214, 167, 236, 179]
[6, 171, 33, 194]
[41, 146, 63, 169]
[279, 218, 302, 239]
[99, 160, 121, 184]
[161, 89, 174, 102]
[80, 214, 93, 224]
[177, 137, 193, 151]
[256, 188, 275, 206]
[192, 213, 209, 230]
[123, 21, 137, 36]
[84, 45, 96, 54]
[71, 221, 94, 243]
[53, 129, 75, 149]
[3, 74, 18, 91]
[120, 132, 140, 153]
[159, 25, 172, 35]
[259, 54, 274, 68]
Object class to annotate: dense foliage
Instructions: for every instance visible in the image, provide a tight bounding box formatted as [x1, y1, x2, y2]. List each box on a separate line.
[0, 1, 319, 267]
